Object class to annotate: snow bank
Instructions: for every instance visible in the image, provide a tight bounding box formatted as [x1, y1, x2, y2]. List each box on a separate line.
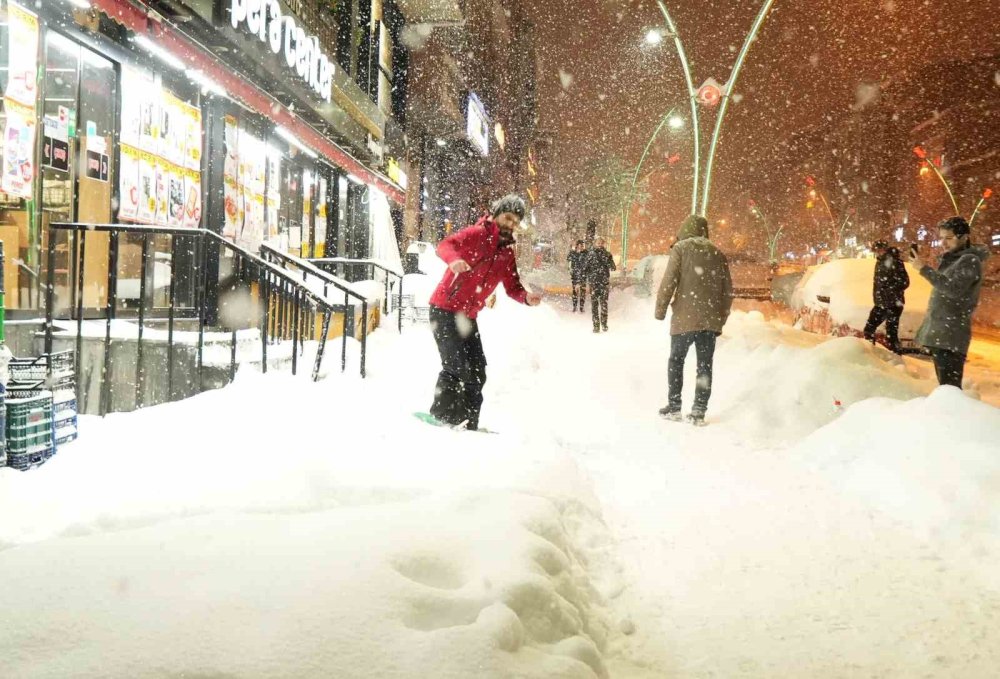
[710, 311, 931, 443]
[803, 386, 1000, 551]
[790, 258, 931, 338]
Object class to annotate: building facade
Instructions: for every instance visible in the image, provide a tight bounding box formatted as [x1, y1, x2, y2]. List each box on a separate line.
[1, 0, 410, 317]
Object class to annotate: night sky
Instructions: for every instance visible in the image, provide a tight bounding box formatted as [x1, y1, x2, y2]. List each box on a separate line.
[528, 0, 1000, 255]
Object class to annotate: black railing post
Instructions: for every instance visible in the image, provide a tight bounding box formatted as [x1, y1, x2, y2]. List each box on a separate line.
[135, 233, 150, 409]
[167, 235, 177, 402]
[341, 291, 348, 373]
[313, 311, 331, 381]
[75, 232, 87, 406]
[260, 267, 269, 373]
[360, 300, 368, 378]
[291, 288, 300, 376]
[43, 226, 56, 357]
[101, 230, 120, 416]
[197, 232, 208, 393]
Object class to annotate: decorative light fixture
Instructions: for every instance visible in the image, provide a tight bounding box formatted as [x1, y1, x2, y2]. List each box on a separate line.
[132, 35, 185, 70]
[668, 115, 684, 129]
[645, 29, 663, 45]
[275, 126, 318, 159]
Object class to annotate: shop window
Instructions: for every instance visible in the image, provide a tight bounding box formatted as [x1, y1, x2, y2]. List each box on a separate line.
[0, 1, 40, 311]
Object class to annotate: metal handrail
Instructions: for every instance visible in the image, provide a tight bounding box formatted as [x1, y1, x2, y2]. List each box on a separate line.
[259, 243, 371, 375]
[44, 223, 368, 415]
[309, 256, 405, 332]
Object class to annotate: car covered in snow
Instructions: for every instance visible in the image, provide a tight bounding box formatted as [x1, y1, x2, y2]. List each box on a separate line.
[790, 258, 932, 347]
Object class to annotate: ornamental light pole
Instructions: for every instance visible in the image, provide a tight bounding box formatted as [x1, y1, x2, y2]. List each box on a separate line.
[652, 0, 777, 217]
[620, 107, 683, 275]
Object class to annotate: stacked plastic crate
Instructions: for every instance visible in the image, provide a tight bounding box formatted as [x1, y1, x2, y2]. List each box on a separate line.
[3, 351, 77, 471]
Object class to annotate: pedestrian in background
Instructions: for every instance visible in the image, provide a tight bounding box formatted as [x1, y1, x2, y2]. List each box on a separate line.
[586, 237, 616, 332]
[567, 239, 588, 313]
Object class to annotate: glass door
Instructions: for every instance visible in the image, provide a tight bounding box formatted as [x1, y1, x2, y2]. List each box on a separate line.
[39, 31, 116, 316]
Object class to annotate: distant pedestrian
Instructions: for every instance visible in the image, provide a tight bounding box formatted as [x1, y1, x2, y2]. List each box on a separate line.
[422, 194, 543, 431]
[567, 240, 588, 312]
[863, 241, 910, 353]
[586, 237, 616, 332]
[654, 215, 733, 425]
[908, 216, 990, 389]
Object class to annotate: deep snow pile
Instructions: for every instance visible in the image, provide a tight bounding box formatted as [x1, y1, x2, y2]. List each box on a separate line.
[1, 290, 999, 678]
[791, 258, 931, 337]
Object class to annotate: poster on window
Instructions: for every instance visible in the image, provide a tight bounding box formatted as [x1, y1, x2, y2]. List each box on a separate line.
[266, 151, 281, 240]
[154, 160, 170, 226]
[1, 100, 36, 198]
[166, 165, 184, 227]
[119, 145, 141, 221]
[119, 67, 148, 149]
[183, 168, 201, 228]
[137, 151, 157, 223]
[4, 2, 38, 108]
[184, 102, 202, 171]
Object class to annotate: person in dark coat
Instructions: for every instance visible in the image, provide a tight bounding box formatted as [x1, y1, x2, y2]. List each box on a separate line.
[654, 215, 733, 425]
[426, 194, 543, 430]
[585, 237, 616, 332]
[567, 240, 588, 312]
[863, 241, 910, 353]
[908, 216, 990, 389]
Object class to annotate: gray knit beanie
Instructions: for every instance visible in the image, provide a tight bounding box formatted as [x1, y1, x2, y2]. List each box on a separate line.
[491, 194, 527, 220]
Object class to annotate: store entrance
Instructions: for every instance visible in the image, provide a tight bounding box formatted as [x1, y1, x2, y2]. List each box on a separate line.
[38, 31, 116, 316]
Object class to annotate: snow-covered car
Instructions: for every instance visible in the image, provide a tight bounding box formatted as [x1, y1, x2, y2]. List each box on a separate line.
[790, 258, 931, 347]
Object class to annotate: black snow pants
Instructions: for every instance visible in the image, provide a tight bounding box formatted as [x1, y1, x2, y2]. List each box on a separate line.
[429, 306, 487, 430]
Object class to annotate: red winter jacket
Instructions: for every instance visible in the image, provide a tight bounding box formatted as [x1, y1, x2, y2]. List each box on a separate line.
[429, 216, 529, 318]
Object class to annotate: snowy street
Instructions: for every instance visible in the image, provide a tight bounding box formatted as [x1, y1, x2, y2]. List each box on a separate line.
[2, 291, 1000, 678]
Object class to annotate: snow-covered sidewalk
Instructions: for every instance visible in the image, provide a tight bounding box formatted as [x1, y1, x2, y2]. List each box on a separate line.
[1, 290, 999, 678]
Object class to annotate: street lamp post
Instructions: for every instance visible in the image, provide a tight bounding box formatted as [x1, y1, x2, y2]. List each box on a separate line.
[652, 0, 777, 218]
[621, 107, 678, 276]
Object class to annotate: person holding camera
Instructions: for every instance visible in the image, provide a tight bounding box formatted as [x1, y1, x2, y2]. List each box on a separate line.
[907, 216, 990, 388]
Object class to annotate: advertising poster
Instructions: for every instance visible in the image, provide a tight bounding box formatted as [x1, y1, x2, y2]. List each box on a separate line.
[137, 151, 157, 223]
[154, 160, 169, 226]
[4, 2, 38, 108]
[167, 166, 184, 227]
[183, 168, 201, 228]
[119, 145, 141, 221]
[184, 102, 202, 171]
[119, 67, 148, 148]
[1, 101, 36, 198]
[222, 116, 240, 237]
[119, 68, 201, 224]
[266, 152, 281, 239]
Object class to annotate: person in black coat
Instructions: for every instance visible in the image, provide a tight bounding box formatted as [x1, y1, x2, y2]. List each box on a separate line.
[863, 241, 910, 352]
[585, 237, 616, 332]
[567, 240, 588, 312]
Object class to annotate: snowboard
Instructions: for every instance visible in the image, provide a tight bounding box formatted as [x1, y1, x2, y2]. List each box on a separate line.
[413, 412, 498, 434]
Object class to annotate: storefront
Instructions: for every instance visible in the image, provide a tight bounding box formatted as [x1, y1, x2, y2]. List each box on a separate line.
[0, 0, 405, 317]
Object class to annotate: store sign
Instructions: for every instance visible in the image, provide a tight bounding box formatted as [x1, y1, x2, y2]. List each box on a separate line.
[386, 157, 407, 190]
[466, 93, 489, 157]
[229, 0, 334, 103]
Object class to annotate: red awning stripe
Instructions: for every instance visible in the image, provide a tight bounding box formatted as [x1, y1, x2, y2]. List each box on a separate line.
[88, 0, 406, 204]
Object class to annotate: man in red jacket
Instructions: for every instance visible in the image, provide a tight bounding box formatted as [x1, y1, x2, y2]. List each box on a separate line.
[426, 194, 543, 430]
